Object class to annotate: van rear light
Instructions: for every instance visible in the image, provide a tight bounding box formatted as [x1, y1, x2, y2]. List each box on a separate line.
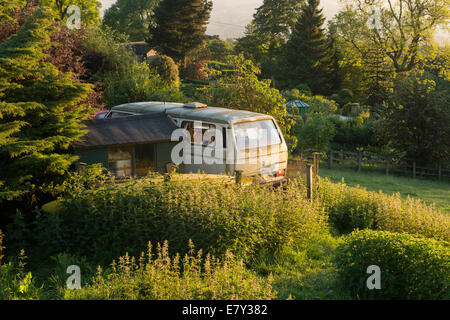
[275, 169, 285, 177]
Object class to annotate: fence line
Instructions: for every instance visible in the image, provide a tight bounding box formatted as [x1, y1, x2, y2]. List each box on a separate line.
[299, 148, 450, 181]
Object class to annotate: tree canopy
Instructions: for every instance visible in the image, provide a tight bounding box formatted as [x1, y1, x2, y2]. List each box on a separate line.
[149, 0, 213, 64]
[103, 0, 159, 42]
[39, 0, 102, 26]
[285, 0, 332, 94]
[0, 7, 92, 201]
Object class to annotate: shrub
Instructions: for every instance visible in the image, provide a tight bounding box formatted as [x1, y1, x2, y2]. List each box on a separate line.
[201, 55, 295, 150]
[335, 230, 450, 299]
[148, 55, 180, 86]
[297, 113, 336, 150]
[82, 27, 184, 108]
[332, 89, 354, 108]
[65, 241, 276, 300]
[27, 176, 328, 263]
[317, 178, 450, 241]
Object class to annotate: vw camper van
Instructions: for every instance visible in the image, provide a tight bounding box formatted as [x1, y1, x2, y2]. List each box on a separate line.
[105, 102, 289, 186]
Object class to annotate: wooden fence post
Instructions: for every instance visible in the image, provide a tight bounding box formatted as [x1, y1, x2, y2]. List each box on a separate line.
[328, 151, 333, 169]
[313, 152, 320, 178]
[307, 164, 313, 200]
[235, 170, 243, 185]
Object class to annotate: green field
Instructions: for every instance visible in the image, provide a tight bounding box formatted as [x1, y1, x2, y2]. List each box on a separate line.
[318, 167, 450, 214]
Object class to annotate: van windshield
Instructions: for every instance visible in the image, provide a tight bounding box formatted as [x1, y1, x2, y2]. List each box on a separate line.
[234, 120, 282, 150]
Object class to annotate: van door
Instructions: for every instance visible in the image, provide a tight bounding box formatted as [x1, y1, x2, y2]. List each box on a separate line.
[180, 120, 227, 175]
[233, 120, 288, 179]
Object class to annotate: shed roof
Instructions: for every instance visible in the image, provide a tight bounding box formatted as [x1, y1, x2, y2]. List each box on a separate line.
[128, 41, 152, 56]
[74, 112, 178, 150]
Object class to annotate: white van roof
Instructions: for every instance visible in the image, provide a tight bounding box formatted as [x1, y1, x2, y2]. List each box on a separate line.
[111, 102, 275, 125]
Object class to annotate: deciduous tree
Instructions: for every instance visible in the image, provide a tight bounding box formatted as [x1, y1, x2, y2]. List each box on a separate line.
[103, 0, 159, 42]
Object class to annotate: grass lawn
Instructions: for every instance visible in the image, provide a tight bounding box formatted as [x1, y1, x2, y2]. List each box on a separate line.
[317, 167, 450, 214]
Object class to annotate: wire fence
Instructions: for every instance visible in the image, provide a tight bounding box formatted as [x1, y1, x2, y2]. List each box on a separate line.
[299, 148, 450, 181]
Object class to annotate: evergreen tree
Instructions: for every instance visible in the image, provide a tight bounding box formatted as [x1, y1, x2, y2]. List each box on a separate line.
[363, 47, 393, 108]
[0, 8, 92, 201]
[149, 0, 213, 64]
[285, 0, 331, 94]
[253, 0, 303, 42]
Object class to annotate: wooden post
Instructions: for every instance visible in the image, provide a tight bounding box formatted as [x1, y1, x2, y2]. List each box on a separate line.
[412, 160, 416, 179]
[357, 153, 362, 172]
[306, 164, 313, 200]
[235, 170, 243, 185]
[313, 152, 320, 178]
[328, 151, 333, 169]
[386, 157, 390, 176]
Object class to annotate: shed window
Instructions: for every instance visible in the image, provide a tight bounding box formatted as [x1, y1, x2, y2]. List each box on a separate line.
[108, 146, 132, 177]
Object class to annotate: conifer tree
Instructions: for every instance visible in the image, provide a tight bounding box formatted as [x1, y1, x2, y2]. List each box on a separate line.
[285, 0, 331, 94]
[0, 8, 92, 201]
[149, 0, 213, 64]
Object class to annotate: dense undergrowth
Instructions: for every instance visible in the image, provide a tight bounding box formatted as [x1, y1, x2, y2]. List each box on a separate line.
[1, 173, 449, 300]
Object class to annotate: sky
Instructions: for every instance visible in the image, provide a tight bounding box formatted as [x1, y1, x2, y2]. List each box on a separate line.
[99, 0, 341, 39]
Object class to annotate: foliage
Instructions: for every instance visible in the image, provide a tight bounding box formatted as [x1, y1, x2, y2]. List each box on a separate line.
[297, 113, 336, 150]
[149, 0, 213, 64]
[330, 114, 375, 149]
[282, 86, 312, 100]
[285, 0, 332, 94]
[335, 230, 450, 300]
[207, 36, 234, 62]
[25, 176, 328, 263]
[40, 0, 102, 27]
[180, 45, 211, 81]
[0, 0, 26, 25]
[332, 0, 449, 73]
[376, 70, 450, 165]
[148, 55, 180, 86]
[331, 89, 354, 108]
[202, 55, 295, 148]
[303, 95, 338, 115]
[102, 0, 159, 42]
[235, 0, 303, 65]
[65, 241, 276, 300]
[0, 249, 42, 300]
[82, 27, 184, 108]
[317, 178, 450, 241]
[318, 167, 450, 214]
[0, 8, 92, 201]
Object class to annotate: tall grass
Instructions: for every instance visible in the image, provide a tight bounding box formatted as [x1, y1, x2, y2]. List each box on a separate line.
[316, 178, 450, 241]
[65, 241, 276, 300]
[27, 175, 329, 263]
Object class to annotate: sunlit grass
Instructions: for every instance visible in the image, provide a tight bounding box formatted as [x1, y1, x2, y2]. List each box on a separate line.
[290, 165, 450, 214]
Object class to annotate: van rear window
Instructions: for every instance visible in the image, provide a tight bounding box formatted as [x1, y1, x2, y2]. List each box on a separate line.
[234, 120, 282, 150]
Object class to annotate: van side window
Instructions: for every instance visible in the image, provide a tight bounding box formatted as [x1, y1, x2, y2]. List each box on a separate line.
[182, 121, 217, 147]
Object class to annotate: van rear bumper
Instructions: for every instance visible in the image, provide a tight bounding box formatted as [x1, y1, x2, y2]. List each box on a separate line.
[259, 176, 290, 188]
